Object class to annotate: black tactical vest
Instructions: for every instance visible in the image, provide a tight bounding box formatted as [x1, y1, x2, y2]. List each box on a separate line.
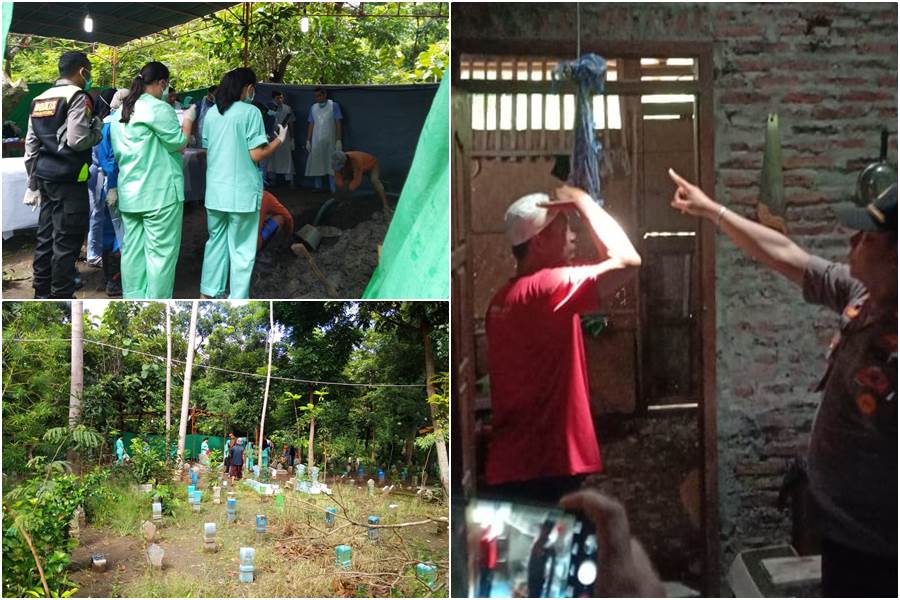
[29, 84, 92, 183]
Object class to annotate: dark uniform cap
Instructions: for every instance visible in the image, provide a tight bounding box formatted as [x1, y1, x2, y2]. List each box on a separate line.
[834, 184, 897, 232]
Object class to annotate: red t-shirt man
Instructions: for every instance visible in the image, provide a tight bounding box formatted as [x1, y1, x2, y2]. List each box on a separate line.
[484, 187, 641, 502]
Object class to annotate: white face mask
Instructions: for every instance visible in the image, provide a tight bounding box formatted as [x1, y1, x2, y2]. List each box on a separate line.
[161, 84, 170, 100]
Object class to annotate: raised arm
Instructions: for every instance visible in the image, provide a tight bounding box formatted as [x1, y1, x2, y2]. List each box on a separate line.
[668, 168, 809, 285]
[541, 185, 642, 299]
[546, 185, 642, 266]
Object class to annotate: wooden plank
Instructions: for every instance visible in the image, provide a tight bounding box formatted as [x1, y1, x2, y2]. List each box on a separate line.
[696, 44, 720, 599]
[463, 79, 701, 96]
[761, 556, 822, 587]
[510, 58, 517, 151]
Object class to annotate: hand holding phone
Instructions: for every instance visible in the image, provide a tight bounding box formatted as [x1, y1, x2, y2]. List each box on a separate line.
[560, 490, 664, 598]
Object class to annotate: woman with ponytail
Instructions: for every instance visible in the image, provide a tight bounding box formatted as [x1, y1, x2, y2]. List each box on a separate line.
[108, 61, 196, 298]
[200, 67, 287, 298]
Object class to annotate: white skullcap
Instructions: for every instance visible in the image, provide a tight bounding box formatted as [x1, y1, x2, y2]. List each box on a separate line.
[504, 193, 559, 246]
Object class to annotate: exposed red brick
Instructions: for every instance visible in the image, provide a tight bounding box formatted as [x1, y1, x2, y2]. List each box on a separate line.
[783, 92, 825, 104]
[839, 91, 896, 102]
[812, 105, 867, 120]
[830, 138, 867, 149]
[856, 42, 898, 55]
[719, 91, 770, 105]
[785, 190, 829, 204]
[723, 172, 758, 188]
[783, 155, 836, 169]
[717, 24, 767, 38]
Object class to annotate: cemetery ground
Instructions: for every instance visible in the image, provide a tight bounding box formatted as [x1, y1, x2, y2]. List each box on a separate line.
[68, 469, 447, 598]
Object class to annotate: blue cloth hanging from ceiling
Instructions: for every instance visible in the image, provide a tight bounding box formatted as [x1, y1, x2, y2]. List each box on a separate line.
[552, 53, 608, 206]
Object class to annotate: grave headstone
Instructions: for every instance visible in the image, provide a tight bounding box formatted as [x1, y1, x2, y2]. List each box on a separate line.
[141, 520, 157, 542]
[147, 543, 164, 569]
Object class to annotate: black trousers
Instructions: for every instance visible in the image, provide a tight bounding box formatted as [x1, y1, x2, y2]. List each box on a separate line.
[821, 537, 897, 598]
[32, 179, 89, 298]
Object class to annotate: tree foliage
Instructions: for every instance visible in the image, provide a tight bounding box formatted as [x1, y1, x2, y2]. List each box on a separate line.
[3, 301, 448, 481]
[4, 3, 448, 89]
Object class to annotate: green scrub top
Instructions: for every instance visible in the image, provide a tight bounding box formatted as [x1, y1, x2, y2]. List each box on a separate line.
[202, 101, 268, 212]
[109, 93, 186, 213]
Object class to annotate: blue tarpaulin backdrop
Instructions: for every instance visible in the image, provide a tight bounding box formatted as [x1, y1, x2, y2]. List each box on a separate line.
[254, 83, 438, 193]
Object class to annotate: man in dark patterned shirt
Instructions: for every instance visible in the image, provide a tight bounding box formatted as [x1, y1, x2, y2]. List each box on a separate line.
[668, 169, 896, 598]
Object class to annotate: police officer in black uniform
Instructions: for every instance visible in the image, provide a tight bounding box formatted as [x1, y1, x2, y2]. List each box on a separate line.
[23, 51, 103, 298]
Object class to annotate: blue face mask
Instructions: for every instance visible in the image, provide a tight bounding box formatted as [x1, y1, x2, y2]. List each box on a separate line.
[243, 87, 255, 104]
[267, 110, 277, 117]
[318, 100, 327, 107]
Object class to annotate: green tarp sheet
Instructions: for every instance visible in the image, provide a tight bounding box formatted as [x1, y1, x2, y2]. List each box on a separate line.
[118, 432, 226, 461]
[363, 74, 449, 299]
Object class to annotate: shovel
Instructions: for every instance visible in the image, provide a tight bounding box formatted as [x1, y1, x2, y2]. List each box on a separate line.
[290, 242, 339, 298]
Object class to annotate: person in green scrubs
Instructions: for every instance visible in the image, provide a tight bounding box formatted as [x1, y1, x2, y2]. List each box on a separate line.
[109, 61, 195, 298]
[200, 67, 287, 298]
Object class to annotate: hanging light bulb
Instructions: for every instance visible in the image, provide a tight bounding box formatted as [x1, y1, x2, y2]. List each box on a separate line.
[300, 16, 309, 33]
[83, 14, 93, 33]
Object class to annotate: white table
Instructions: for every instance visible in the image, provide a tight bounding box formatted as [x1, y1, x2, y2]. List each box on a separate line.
[2, 157, 38, 238]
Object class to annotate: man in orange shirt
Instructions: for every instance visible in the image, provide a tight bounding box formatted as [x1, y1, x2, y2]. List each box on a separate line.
[331, 150, 390, 214]
[258, 190, 294, 250]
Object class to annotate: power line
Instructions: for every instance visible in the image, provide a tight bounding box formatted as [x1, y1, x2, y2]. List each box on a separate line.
[9, 338, 428, 389]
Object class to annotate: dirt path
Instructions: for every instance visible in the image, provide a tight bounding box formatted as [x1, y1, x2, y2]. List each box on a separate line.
[2, 186, 390, 300]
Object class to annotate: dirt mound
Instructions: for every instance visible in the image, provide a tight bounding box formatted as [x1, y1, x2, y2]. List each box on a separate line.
[253, 213, 388, 298]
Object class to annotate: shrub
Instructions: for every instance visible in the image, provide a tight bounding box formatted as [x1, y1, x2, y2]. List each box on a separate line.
[128, 439, 172, 485]
[2, 469, 107, 597]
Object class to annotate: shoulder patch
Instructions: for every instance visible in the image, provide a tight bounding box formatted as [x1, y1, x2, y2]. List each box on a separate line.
[31, 97, 61, 118]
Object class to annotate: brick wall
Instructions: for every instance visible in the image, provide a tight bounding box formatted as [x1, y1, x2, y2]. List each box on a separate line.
[454, 2, 898, 589]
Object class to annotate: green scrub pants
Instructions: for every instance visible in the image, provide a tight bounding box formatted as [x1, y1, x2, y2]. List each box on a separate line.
[200, 208, 258, 299]
[120, 201, 184, 299]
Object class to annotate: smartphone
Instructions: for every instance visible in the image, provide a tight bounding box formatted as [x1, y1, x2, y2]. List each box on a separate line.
[465, 498, 598, 598]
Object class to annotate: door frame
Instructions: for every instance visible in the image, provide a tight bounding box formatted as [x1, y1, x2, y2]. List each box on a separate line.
[452, 39, 720, 595]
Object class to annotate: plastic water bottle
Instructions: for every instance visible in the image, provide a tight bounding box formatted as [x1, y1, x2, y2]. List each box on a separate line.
[310, 466, 319, 484]
[239, 547, 255, 583]
[335, 545, 351, 569]
[416, 563, 438, 589]
[151, 502, 162, 522]
[192, 490, 202, 511]
[187, 485, 196, 502]
[255, 514, 267, 534]
[367, 479, 375, 496]
[190, 470, 198, 486]
[325, 507, 336, 527]
[226, 497, 236, 523]
[275, 493, 285, 512]
[378, 469, 385, 483]
[367, 515, 380, 541]
[203, 522, 216, 552]
[297, 464, 306, 480]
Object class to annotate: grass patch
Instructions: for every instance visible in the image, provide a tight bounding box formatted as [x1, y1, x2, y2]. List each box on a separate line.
[79, 472, 447, 597]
